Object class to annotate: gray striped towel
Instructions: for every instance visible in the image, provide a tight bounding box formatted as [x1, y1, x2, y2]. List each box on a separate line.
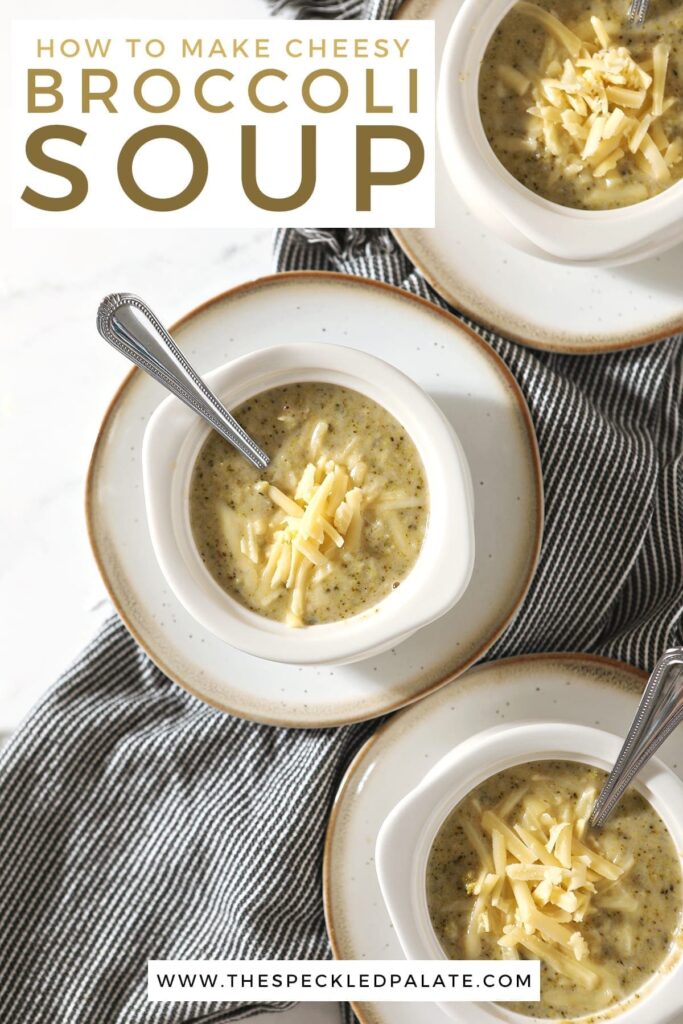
[1, 3, 682, 1023]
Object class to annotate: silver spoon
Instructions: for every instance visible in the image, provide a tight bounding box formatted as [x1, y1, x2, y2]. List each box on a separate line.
[590, 645, 683, 828]
[627, 0, 649, 26]
[97, 293, 269, 471]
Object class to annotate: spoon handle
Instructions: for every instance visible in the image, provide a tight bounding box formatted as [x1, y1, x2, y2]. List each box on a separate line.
[590, 646, 683, 828]
[627, 0, 649, 24]
[96, 293, 269, 471]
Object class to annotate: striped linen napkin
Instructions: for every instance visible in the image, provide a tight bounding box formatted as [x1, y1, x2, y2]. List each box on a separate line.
[1, 5, 682, 1024]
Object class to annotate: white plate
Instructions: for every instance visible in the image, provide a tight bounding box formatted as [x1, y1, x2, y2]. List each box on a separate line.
[394, 0, 683, 354]
[87, 272, 542, 727]
[324, 654, 683, 1024]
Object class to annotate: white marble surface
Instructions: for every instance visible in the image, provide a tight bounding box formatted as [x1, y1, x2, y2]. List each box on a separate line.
[1, 3, 340, 1023]
[0, 224, 274, 732]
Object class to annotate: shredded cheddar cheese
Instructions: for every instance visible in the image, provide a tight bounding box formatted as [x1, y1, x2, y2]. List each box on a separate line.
[498, 6, 681, 185]
[234, 421, 369, 627]
[463, 783, 628, 989]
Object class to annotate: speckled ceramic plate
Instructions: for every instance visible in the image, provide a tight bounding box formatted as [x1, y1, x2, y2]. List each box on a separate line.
[394, 0, 683, 354]
[87, 272, 542, 727]
[324, 654, 683, 1024]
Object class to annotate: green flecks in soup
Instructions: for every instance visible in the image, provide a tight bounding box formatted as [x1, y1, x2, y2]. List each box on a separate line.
[426, 759, 682, 1019]
[189, 382, 428, 626]
[478, 0, 683, 209]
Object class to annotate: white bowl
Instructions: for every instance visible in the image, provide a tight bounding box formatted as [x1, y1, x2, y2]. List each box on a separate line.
[142, 343, 474, 667]
[438, 0, 683, 266]
[376, 721, 683, 1023]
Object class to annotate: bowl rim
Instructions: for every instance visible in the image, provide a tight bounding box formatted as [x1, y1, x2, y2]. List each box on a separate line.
[141, 341, 475, 666]
[375, 720, 683, 1024]
[437, 0, 683, 262]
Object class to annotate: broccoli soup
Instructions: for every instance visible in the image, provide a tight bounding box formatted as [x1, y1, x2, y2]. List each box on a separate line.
[189, 382, 428, 627]
[478, 0, 683, 209]
[426, 760, 682, 1019]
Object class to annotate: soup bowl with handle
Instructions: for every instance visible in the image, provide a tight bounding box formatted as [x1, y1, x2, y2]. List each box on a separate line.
[375, 721, 683, 1023]
[438, 0, 683, 266]
[142, 342, 474, 666]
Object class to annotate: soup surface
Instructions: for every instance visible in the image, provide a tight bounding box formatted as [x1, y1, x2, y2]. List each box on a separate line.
[478, 0, 683, 208]
[189, 382, 428, 626]
[426, 759, 682, 1018]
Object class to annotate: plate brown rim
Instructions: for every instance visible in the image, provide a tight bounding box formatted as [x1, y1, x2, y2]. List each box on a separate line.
[390, 229, 683, 356]
[322, 651, 648, 1023]
[392, 0, 683, 356]
[85, 270, 544, 728]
